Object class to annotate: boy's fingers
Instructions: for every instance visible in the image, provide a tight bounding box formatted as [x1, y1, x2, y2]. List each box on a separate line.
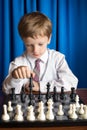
[17, 68, 24, 78]
[12, 70, 19, 79]
[21, 67, 27, 78]
[26, 66, 31, 78]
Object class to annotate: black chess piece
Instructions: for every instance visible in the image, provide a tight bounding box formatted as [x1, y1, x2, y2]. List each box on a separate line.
[46, 82, 51, 101]
[53, 86, 58, 102]
[70, 87, 76, 102]
[21, 85, 26, 103]
[60, 87, 65, 100]
[28, 74, 34, 106]
[11, 88, 16, 101]
[38, 89, 42, 102]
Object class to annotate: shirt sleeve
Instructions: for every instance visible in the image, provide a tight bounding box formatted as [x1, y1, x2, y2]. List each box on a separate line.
[39, 55, 78, 93]
[2, 74, 29, 94]
[55, 55, 78, 91]
[2, 56, 29, 94]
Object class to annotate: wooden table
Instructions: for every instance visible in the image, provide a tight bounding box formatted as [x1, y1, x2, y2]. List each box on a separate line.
[0, 89, 87, 130]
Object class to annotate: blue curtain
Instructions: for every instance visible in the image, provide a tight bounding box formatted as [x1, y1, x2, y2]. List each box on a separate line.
[0, 0, 87, 89]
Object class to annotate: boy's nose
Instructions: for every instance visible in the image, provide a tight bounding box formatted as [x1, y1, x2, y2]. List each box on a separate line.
[33, 46, 38, 53]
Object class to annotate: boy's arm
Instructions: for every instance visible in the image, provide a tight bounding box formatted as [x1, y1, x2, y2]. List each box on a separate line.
[39, 56, 78, 93]
[2, 74, 29, 94]
[2, 60, 29, 94]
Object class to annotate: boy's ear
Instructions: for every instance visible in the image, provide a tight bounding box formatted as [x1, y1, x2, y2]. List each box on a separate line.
[48, 34, 52, 44]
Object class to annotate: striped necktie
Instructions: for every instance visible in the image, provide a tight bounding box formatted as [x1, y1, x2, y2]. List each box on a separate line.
[33, 59, 40, 82]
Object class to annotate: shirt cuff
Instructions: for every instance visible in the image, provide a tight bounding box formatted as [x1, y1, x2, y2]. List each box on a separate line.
[10, 78, 28, 94]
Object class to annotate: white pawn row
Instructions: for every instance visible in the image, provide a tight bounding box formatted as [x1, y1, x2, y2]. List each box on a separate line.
[2, 99, 87, 122]
[68, 103, 87, 119]
[2, 101, 13, 121]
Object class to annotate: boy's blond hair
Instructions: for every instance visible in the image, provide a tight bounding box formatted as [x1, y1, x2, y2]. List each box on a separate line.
[18, 12, 52, 39]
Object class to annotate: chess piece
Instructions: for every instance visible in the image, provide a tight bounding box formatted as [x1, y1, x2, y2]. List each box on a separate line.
[70, 87, 76, 101]
[53, 86, 58, 102]
[7, 101, 13, 112]
[37, 101, 46, 121]
[69, 104, 78, 119]
[46, 98, 54, 120]
[75, 95, 80, 108]
[21, 85, 26, 103]
[29, 74, 34, 106]
[27, 105, 35, 121]
[2, 104, 10, 121]
[21, 93, 26, 103]
[82, 105, 87, 119]
[14, 104, 23, 121]
[79, 104, 84, 115]
[38, 90, 42, 102]
[46, 82, 51, 101]
[11, 88, 16, 101]
[60, 87, 65, 100]
[57, 104, 64, 116]
[68, 104, 73, 115]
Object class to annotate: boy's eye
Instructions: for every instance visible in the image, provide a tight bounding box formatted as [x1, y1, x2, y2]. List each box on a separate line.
[38, 43, 43, 46]
[26, 44, 33, 47]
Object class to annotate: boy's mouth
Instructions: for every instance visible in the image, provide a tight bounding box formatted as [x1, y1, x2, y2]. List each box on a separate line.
[33, 54, 40, 57]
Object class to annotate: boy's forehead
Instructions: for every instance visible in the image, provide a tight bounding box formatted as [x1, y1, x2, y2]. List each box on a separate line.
[24, 35, 49, 42]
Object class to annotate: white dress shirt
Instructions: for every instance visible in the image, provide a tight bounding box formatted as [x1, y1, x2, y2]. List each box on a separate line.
[2, 49, 78, 94]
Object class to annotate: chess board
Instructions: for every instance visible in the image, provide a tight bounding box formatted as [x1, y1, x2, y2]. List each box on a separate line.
[0, 91, 87, 128]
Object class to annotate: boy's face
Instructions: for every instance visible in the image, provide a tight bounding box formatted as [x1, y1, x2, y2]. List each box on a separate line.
[24, 35, 50, 58]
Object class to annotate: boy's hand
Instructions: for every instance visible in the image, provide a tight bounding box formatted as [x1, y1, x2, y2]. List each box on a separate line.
[12, 66, 34, 79]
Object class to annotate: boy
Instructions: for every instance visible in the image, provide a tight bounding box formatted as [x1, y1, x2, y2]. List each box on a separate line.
[2, 12, 78, 94]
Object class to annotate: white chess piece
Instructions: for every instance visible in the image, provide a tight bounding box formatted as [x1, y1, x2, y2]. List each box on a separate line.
[68, 104, 73, 116]
[79, 104, 84, 115]
[69, 104, 78, 119]
[46, 98, 54, 120]
[27, 105, 35, 121]
[2, 104, 10, 121]
[14, 104, 23, 121]
[82, 105, 87, 119]
[7, 101, 13, 112]
[75, 95, 80, 108]
[38, 101, 43, 113]
[15, 104, 23, 115]
[37, 101, 45, 121]
[57, 104, 64, 116]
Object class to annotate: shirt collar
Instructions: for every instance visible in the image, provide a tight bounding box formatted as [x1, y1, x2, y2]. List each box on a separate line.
[40, 49, 48, 63]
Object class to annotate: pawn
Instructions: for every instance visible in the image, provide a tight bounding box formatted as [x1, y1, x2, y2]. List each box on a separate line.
[2, 104, 10, 121]
[69, 104, 78, 119]
[46, 98, 54, 120]
[37, 101, 46, 121]
[27, 105, 35, 121]
[79, 104, 84, 115]
[14, 104, 23, 121]
[68, 104, 73, 116]
[15, 104, 23, 115]
[82, 105, 87, 119]
[57, 104, 64, 116]
[53, 86, 58, 102]
[7, 101, 13, 112]
[75, 95, 80, 108]
[38, 101, 44, 112]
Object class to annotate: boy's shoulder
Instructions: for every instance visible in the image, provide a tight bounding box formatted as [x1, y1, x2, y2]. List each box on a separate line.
[12, 52, 27, 64]
[48, 49, 65, 58]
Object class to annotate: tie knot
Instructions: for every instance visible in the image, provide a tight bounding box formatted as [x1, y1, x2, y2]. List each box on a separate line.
[35, 59, 41, 64]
